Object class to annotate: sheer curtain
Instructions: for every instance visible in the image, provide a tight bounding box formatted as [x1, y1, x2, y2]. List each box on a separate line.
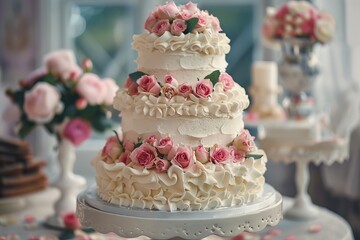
[315, 0, 360, 200]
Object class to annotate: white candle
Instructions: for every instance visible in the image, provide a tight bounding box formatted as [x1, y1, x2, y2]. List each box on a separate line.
[252, 61, 278, 89]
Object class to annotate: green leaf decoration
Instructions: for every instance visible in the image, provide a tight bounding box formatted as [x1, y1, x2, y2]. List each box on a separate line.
[184, 18, 199, 34]
[129, 71, 146, 81]
[245, 154, 263, 160]
[204, 70, 221, 86]
[113, 130, 122, 145]
[82, 227, 96, 233]
[134, 137, 142, 149]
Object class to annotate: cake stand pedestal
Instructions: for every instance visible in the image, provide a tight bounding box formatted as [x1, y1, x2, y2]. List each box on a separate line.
[76, 184, 282, 239]
[257, 124, 348, 220]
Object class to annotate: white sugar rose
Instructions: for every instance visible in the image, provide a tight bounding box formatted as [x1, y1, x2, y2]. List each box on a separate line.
[24, 82, 61, 123]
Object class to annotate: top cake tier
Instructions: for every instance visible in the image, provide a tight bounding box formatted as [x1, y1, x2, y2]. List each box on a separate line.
[132, 2, 231, 85]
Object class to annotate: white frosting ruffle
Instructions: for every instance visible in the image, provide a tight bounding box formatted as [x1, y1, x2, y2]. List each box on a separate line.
[93, 149, 267, 211]
[114, 83, 249, 118]
[133, 30, 231, 55]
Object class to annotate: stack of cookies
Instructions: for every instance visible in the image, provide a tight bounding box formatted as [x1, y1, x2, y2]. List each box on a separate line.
[0, 137, 48, 198]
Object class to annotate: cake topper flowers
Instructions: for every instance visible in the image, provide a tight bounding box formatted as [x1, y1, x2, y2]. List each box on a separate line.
[145, 1, 222, 36]
[5, 49, 117, 146]
[262, 0, 335, 44]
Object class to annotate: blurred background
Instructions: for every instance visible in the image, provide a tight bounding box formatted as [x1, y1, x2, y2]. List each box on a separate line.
[0, 0, 359, 238]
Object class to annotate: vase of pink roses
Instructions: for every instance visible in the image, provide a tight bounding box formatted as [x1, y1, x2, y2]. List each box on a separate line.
[6, 49, 118, 227]
[262, 0, 335, 119]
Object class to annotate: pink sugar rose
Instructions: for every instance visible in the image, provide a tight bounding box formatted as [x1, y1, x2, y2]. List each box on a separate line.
[219, 72, 235, 91]
[102, 78, 119, 105]
[164, 74, 178, 86]
[145, 13, 158, 32]
[124, 140, 135, 151]
[178, 83, 193, 98]
[24, 82, 61, 123]
[161, 84, 177, 99]
[63, 118, 92, 146]
[171, 146, 194, 171]
[76, 73, 107, 105]
[156, 137, 173, 155]
[136, 75, 161, 96]
[152, 19, 171, 36]
[101, 135, 123, 162]
[229, 146, 245, 163]
[62, 212, 81, 230]
[178, 10, 192, 21]
[155, 158, 171, 173]
[195, 12, 209, 29]
[182, 2, 199, 14]
[117, 150, 131, 165]
[130, 143, 157, 168]
[210, 145, 230, 164]
[194, 79, 213, 98]
[233, 129, 256, 153]
[195, 145, 209, 164]
[171, 19, 187, 36]
[44, 50, 82, 80]
[144, 135, 158, 146]
[157, 1, 179, 19]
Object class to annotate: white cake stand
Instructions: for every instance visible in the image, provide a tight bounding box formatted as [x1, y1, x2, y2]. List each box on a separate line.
[76, 184, 282, 239]
[259, 133, 348, 220]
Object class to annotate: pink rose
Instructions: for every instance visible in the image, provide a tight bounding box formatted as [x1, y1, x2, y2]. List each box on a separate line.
[161, 84, 177, 99]
[219, 73, 235, 91]
[102, 78, 119, 105]
[209, 15, 222, 32]
[233, 129, 256, 153]
[144, 135, 158, 146]
[44, 50, 82, 80]
[19, 67, 47, 87]
[210, 145, 230, 164]
[171, 146, 194, 171]
[152, 19, 171, 36]
[136, 75, 161, 96]
[156, 137, 173, 155]
[75, 98, 87, 110]
[130, 143, 157, 168]
[76, 73, 106, 105]
[229, 146, 245, 163]
[182, 2, 199, 14]
[62, 212, 81, 230]
[157, 1, 179, 19]
[275, 4, 289, 20]
[300, 18, 315, 35]
[82, 58, 93, 72]
[101, 135, 123, 162]
[263, 17, 278, 39]
[24, 82, 61, 123]
[178, 83, 193, 98]
[164, 74, 178, 86]
[124, 140, 135, 151]
[117, 150, 131, 165]
[63, 118, 92, 146]
[195, 12, 209, 29]
[155, 158, 171, 173]
[145, 13, 158, 32]
[178, 10, 192, 21]
[194, 79, 213, 98]
[171, 19, 187, 36]
[195, 145, 209, 164]
[127, 80, 139, 96]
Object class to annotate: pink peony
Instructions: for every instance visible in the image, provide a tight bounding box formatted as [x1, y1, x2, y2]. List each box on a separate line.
[210, 145, 230, 164]
[24, 82, 61, 123]
[157, 1, 179, 19]
[44, 50, 82, 80]
[233, 129, 256, 153]
[219, 73, 235, 91]
[152, 19, 171, 36]
[156, 137, 173, 155]
[194, 79, 213, 98]
[117, 150, 131, 165]
[144, 135, 158, 146]
[155, 158, 171, 173]
[229, 146, 245, 163]
[171, 19, 187, 36]
[101, 135, 123, 162]
[62, 212, 81, 230]
[124, 140, 135, 151]
[136, 75, 161, 96]
[195, 145, 209, 164]
[164, 74, 178, 86]
[130, 143, 157, 168]
[171, 146, 194, 171]
[178, 83, 193, 98]
[102, 78, 119, 105]
[145, 13, 158, 32]
[161, 84, 177, 99]
[63, 118, 92, 146]
[76, 73, 106, 105]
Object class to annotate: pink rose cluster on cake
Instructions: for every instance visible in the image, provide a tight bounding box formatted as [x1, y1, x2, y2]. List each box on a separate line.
[262, 0, 335, 44]
[93, 1, 268, 212]
[145, 1, 221, 36]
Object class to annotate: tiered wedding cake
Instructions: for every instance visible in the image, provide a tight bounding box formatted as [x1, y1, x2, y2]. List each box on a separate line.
[93, 1, 267, 211]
